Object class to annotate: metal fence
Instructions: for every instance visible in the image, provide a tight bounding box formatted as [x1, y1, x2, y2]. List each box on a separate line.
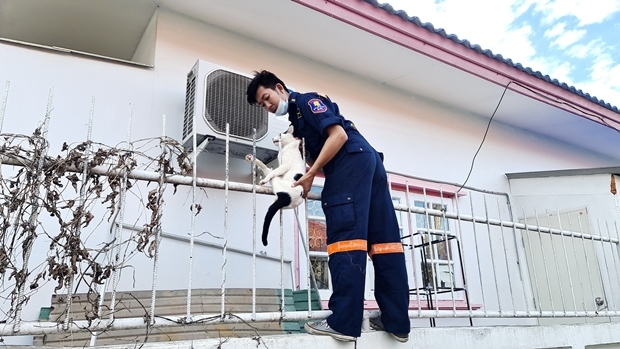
[394, 188, 620, 320]
[0, 82, 619, 343]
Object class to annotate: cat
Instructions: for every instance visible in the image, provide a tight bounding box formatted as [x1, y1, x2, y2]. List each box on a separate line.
[245, 125, 306, 246]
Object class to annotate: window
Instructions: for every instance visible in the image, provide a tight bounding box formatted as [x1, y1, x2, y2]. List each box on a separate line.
[307, 186, 329, 290]
[306, 192, 409, 283]
[414, 201, 456, 290]
[392, 197, 404, 237]
[0, 1, 157, 66]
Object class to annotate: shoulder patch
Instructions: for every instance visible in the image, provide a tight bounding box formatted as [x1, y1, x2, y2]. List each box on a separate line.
[308, 99, 327, 113]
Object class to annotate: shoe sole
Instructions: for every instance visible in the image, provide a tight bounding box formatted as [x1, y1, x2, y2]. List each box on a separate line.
[369, 321, 383, 332]
[370, 320, 409, 343]
[391, 333, 409, 343]
[304, 323, 356, 342]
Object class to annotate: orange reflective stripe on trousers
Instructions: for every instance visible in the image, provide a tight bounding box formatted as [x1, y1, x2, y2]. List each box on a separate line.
[369, 242, 403, 258]
[327, 239, 367, 255]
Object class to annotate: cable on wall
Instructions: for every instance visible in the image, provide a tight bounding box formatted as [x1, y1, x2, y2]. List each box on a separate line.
[455, 81, 512, 193]
[455, 79, 620, 194]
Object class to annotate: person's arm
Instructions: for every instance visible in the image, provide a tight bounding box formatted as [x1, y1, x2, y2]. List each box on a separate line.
[292, 125, 347, 198]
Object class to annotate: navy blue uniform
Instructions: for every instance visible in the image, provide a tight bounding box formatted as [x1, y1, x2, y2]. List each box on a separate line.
[287, 91, 410, 337]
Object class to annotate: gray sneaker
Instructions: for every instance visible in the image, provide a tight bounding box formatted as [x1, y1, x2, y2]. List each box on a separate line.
[369, 316, 409, 343]
[304, 320, 356, 342]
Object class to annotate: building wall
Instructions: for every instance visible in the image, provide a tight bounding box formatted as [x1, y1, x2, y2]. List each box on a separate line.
[0, 6, 618, 344]
[101, 321, 620, 349]
[509, 174, 620, 325]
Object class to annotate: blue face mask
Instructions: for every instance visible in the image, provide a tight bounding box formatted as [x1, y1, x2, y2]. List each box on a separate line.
[274, 97, 289, 117]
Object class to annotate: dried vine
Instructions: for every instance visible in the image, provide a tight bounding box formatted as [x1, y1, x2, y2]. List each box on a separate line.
[0, 128, 193, 324]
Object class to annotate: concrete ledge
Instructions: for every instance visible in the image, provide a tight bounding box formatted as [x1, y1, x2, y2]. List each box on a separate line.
[49, 322, 620, 349]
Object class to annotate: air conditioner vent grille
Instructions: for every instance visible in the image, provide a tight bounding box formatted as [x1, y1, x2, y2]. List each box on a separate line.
[182, 71, 197, 140]
[205, 69, 268, 140]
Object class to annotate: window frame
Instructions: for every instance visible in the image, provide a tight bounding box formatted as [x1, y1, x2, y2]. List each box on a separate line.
[306, 183, 331, 299]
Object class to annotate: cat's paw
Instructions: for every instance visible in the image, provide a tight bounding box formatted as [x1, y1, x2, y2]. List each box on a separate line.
[245, 154, 254, 162]
[259, 178, 268, 185]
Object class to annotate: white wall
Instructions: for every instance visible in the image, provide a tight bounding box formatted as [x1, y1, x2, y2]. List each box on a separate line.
[509, 174, 620, 323]
[0, 6, 618, 344]
[94, 321, 620, 349]
[131, 10, 158, 66]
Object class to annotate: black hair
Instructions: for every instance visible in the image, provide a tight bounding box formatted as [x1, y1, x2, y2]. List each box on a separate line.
[246, 70, 289, 105]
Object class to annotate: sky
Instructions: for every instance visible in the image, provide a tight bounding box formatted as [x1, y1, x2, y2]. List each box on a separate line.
[384, 0, 620, 109]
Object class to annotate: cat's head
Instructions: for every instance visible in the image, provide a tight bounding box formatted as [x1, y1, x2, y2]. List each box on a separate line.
[272, 125, 297, 147]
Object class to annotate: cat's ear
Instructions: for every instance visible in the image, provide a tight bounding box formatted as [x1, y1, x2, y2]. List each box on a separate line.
[287, 125, 294, 134]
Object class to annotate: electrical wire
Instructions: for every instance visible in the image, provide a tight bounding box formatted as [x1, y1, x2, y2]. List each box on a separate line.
[455, 79, 620, 194]
[455, 81, 512, 193]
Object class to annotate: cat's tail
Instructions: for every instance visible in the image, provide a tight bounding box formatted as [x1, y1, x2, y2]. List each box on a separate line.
[262, 192, 292, 246]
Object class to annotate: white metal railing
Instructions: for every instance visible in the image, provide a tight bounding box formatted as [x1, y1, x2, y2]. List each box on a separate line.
[393, 192, 620, 321]
[0, 81, 619, 342]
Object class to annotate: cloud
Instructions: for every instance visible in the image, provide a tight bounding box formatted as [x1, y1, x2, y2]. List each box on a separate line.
[491, 25, 537, 64]
[548, 61, 575, 84]
[524, 0, 620, 26]
[384, 0, 619, 107]
[543, 22, 586, 50]
[544, 22, 566, 38]
[550, 29, 587, 49]
[574, 80, 620, 107]
[548, 53, 620, 105]
[589, 53, 616, 82]
[513, 0, 535, 17]
[385, 0, 554, 79]
[385, 0, 536, 60]
[523, 56, 575, 85]
[566, 38, 605, 59]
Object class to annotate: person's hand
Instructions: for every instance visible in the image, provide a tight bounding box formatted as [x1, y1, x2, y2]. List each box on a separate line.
[292, 171, 316, 199]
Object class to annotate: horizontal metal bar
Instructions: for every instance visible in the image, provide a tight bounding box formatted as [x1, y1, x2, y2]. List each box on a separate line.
[0, 311, 331, 336]
[409, 310, 620, 318]
[3, 154, 612, 243]
[0, 154, 322, 200]
[121, 224, 292, 263]
[393, 203, 618, 244]
[5, 309, 620, 336]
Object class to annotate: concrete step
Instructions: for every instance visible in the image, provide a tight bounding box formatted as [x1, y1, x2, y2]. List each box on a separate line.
[35, 288, 302, 347]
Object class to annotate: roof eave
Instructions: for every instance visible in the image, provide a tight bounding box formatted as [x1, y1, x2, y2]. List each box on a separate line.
[292, 0, 620, 131]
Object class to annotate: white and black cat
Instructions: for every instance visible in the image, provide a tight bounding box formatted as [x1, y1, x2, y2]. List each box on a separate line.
[245, 125, 306, 246]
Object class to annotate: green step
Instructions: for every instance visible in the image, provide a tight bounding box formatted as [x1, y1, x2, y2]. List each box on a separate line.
[292, 290, 321, 302]
[282, 321, 302, 333]
[292, 289, 323, 333]
[294, 301, 322, 311]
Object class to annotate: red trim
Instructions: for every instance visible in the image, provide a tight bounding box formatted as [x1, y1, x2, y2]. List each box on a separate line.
[292, 0, 620, 129]
[388, 173, 466, 197]
[320, 300, 482, 311]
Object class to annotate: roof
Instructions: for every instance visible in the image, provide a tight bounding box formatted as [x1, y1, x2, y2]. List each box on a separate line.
[506, 167, 620, 179]
[364, 0, 620, 114]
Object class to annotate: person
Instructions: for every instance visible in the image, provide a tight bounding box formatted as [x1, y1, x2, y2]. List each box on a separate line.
[246, 70, 410, 342]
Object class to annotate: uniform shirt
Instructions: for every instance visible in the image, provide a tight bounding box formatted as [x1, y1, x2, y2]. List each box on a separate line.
[286, 91, 371, 175]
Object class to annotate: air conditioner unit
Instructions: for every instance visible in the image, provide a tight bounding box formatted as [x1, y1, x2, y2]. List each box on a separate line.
[182, 60, 289, 164]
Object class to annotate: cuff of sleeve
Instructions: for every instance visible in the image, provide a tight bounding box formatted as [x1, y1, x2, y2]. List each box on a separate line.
[319, 117, 344, 135]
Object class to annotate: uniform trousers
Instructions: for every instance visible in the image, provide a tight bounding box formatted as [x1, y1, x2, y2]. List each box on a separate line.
[321, 142, 410, 337]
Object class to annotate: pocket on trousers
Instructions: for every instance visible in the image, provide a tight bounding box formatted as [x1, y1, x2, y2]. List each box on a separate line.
[322, 193, 356, 232]
[344, 140, 371, 154]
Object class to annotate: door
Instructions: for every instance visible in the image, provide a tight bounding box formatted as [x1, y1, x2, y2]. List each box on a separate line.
[521, 208, 610, 325]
